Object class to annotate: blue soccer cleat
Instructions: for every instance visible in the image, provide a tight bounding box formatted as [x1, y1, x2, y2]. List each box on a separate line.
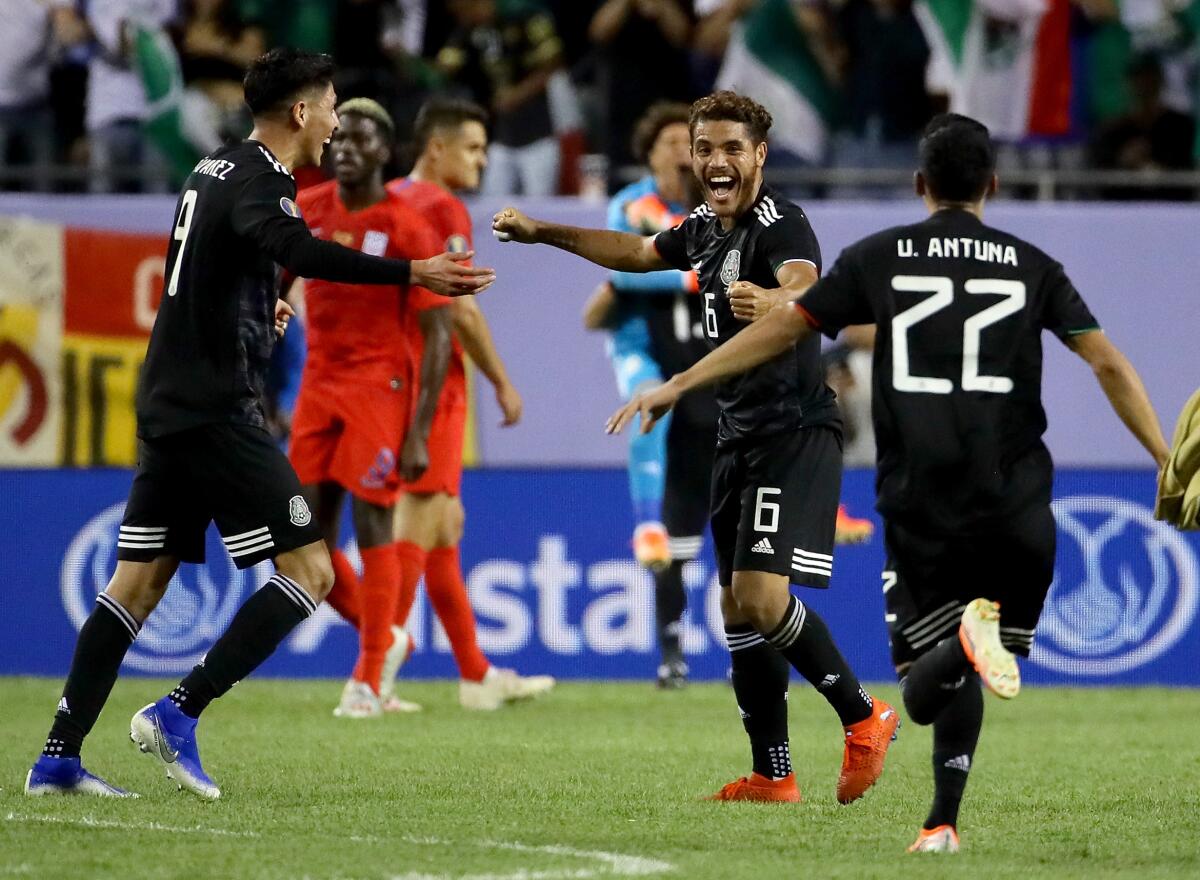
[130, 697, 221, 800]
[24, 755, 136, 798]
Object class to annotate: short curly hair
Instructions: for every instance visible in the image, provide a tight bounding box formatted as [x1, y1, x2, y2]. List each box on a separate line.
[631, 102, 691, 165]
[337, 97, 395, 141]
[688, 91, 773, 144]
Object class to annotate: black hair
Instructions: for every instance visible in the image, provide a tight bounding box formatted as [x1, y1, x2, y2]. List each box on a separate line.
[413, 97, 489, 153]
[689, 91, 772, 144]
[243, 48, 336, 117]
[918, 113, 995, 202]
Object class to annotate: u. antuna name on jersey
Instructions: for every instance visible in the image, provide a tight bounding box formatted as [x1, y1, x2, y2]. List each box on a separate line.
[653, 184, 838, 443]
[798, 208, 1100, 534]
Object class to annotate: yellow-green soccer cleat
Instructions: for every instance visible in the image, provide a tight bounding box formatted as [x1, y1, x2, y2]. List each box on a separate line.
[958, 598, 1020, 699]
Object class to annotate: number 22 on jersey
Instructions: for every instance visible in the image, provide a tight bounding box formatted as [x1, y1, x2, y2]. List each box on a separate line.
[890, 274, 1025, 394]
[167, 189, 198, 297]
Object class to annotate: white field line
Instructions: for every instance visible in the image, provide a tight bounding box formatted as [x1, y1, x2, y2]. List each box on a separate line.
[4, 812, 259, 838]
[4, 814, 674, 880]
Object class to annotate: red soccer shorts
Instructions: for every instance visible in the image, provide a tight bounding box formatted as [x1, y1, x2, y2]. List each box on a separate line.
[403, 392, 467, 497]
[289, 378, 410, 506]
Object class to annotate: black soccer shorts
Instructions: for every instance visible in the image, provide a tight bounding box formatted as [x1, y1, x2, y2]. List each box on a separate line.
[709, 424, 842, 588]
[661, 412, 716, 562]
[882, 504, 1057, 668]
[117, 423, 324, 570]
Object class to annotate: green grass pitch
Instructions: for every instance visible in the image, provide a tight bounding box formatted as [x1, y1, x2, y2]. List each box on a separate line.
[1, 677, 1198, 880]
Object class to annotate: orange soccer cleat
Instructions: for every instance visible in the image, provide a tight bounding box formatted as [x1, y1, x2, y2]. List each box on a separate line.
[834, 504, 874, 545]
[633, 522, 671, 571]
[837, 699, 900, 804]
[706, 772, 801, 803]
[907, 825, 960, 853]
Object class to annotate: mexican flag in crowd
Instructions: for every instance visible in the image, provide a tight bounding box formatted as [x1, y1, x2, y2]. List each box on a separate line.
[131, 21, 220, 185]
[714, 0, 839, 162]
[915, 0, 1071, 140]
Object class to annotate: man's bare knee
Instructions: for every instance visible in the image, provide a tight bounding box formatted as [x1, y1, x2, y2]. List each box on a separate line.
[394, 493, 439, 549]
[352, 497, 395, 549]
[275, 541, 334, 601]
[729, 572, 790, 632]
[438, 496, 465, 547]
[105, 558, 180, 622]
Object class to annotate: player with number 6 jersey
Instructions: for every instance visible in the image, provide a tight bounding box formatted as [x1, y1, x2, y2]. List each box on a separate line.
[494, 91, 899, 806]
[609, 113, 1170, 853]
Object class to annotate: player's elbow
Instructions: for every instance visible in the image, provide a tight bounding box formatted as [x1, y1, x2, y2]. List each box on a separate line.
[765, 304, 807, 353]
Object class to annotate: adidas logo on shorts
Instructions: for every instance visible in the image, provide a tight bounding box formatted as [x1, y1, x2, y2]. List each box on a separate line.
[751, 538, 774, 554]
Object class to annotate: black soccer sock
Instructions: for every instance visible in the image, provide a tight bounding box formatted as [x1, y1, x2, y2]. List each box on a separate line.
[925, 672, 983, 830]
[170, 574, 315, 719]
[727, 624, 793, 780]
[43, 593, 141, 759]
[765, 595, 873, 726]
[901, 635, 972, 725]
[654, 561, 687, 665]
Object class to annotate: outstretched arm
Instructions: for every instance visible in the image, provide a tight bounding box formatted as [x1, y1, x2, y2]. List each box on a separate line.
[1067, 330, 1169, 467]
[492, 207, 670, 272]
[607, 303, 812, 435]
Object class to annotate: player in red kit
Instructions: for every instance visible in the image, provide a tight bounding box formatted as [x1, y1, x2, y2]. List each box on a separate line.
[287, 98, 453, 718]
[383, 98, 554, 711]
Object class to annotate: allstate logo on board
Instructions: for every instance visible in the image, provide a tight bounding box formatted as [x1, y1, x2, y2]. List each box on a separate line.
[60, 503, 270, 674]
[1031, 495, 1198, 676]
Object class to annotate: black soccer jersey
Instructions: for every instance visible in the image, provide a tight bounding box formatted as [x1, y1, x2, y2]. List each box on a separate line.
[654, 184, 838, 444]
[799, 208, 1100, 534]
[137, 140, 413, 438]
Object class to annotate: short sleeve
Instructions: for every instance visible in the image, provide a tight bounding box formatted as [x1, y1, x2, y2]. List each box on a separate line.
[653, 214, 696, 271]
[796, 248, 873, 339]
[1040, 261, 1100, 341]
[231, 171, 308, 245]
[759, 210, 822, 276]
[444, 199, 474, 254]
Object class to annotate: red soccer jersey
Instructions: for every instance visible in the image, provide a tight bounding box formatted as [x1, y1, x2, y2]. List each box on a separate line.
[387, 177, 469, 397]
[296, 182, 447, 386]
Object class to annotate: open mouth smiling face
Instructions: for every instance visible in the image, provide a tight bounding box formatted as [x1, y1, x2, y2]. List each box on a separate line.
[690, 118, 766, 219]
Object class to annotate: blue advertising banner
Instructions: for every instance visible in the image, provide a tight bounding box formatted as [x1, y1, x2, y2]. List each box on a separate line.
[1, 467, 1195, 685]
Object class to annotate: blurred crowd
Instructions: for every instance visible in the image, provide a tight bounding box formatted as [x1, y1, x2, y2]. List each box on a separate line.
[3, 0, 1199, 197]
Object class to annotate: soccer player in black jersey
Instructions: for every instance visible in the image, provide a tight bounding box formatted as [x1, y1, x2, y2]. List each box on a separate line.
[24, 48, 495, 801]
[494, 91, 900, 805]
[609, 113, 1170, 850]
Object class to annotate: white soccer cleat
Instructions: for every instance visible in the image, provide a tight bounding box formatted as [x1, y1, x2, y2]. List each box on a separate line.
[459, 667, 556, 711]
[958, 598, 1020, 699]
[907, 825, 960, 853]
[332, 679, 382, 719]
[381, 694, 423, 714]
[378, 626, 415, 702]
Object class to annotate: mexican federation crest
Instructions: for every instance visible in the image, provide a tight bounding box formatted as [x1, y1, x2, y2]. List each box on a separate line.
[720, 249, 741, 288]
[289, 494, 312, 526]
